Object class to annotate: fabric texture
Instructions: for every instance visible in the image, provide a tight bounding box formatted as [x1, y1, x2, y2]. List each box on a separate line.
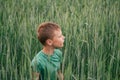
[31, 49, 62, 80]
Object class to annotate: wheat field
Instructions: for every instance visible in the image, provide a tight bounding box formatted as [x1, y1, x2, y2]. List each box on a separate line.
[0, 0, 120, 80]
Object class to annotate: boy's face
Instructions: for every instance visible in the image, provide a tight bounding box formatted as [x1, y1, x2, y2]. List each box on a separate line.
[52, 29, 65, 48]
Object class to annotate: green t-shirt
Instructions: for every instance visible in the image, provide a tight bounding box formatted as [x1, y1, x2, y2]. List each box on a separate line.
[31, 49, 62, 80]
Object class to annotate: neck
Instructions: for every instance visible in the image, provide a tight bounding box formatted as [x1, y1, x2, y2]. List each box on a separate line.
[42, 46, 55, 55]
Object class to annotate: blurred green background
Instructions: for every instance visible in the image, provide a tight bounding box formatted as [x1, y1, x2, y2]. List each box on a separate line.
[0, 0, 120, 80]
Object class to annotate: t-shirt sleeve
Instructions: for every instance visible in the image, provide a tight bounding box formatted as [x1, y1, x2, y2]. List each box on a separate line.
[31, 58, 41, 73]
[56, 49, 63, 62]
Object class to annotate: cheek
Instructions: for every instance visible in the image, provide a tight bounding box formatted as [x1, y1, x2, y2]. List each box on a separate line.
[54, 40, 60, 44]
[53, 39, 62, 45]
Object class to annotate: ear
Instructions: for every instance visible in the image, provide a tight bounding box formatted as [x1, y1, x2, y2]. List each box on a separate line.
[46, 39, 53, 46]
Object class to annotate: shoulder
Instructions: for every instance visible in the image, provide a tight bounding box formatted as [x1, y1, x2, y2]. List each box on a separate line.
[54, 49, 62, 54]
[31, 51, 43, 66]
[54, 49, 63, 61]
[54, 49, 62, 56]
[31, 51, 44, 73]
[33, 51, 42, 60]
[53, 49, 63, 63]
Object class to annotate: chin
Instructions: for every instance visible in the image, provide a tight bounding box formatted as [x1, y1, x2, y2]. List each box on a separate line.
[54, 44, 64, 48]
[55, 46, 63, 48]
[60, 45, 64, 48]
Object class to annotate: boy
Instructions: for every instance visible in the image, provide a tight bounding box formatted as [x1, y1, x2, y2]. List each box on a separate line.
[31, 22, 65, 80]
